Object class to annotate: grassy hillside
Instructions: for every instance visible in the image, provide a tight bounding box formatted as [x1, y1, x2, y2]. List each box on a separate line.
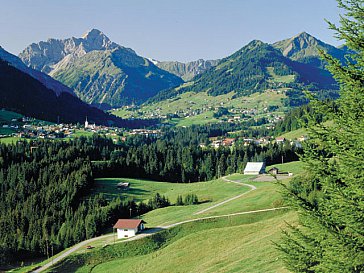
[0, 109, 22, 123]
[0, 137, 21, 144]
[266, 66, 296, 83]
[39, 161, 304, 273]
[268, 161, 305, 174]
[276, 120, 333, 140]
[91, 172, 298, 228]
[92, 177, 249, 204]
[91, 211, 295, 273]
[0, 110, 22, 136]
[49, 210, 295, 273]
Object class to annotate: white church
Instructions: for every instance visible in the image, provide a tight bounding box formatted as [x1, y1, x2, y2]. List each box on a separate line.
[84, 117, 96, 129]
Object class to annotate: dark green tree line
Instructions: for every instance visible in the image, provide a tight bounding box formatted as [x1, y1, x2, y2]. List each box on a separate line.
[94, 139, 301, 183]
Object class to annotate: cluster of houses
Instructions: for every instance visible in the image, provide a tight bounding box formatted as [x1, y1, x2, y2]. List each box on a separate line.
[129, 129, 162, 137]
[1, 114, 165, 142]
[209, 138, 236, 148]
[203, 134, 307, 149]
[19, 124, 75, 139]
[0, 117, 124, 140]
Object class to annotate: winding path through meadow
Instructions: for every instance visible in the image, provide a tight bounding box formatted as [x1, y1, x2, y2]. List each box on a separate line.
[32, 176, 287, 272]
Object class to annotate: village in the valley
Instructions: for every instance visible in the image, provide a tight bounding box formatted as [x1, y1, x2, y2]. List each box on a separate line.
[0, 111, 308, 149]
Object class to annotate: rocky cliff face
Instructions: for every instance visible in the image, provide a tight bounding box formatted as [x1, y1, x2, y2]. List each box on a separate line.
[19, 29, 182, 108]
[155, 59, 219, 81]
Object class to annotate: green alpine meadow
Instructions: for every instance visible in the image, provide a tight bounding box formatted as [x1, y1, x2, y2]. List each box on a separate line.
[0, 0, 362, 272]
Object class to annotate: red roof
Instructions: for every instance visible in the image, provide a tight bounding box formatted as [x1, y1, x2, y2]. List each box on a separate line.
[113, 219, 145, 229]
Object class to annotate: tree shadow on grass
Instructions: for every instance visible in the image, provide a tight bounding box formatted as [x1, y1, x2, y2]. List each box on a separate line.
[120, 187, 151, 202]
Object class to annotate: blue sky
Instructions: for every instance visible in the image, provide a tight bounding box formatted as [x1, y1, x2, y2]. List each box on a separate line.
[1, 0, 341, 62]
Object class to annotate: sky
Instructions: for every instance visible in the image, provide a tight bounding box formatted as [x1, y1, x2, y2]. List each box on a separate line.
[0, 0, 342, 62]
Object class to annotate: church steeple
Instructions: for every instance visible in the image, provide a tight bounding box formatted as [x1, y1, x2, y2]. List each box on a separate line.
[85, 116, 89, 128]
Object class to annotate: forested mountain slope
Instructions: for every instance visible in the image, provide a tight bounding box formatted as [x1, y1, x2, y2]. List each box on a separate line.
[0, 57, 148, 127]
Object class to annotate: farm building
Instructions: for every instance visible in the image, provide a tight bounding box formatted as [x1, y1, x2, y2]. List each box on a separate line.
[117, 182, 130, 190]
[113, 219, 145, 239]
[275, 137, 286, 144]
[222, 138, 235, 146]
[244, 162, 266, 175]
[268, 167, 279, 175]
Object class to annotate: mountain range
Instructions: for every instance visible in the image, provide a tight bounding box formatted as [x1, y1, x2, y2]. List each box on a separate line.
[153, 31, 348, 88]
[0, 30, 349, 127]
[19, 29, 182, 109]
[150, 34, 342, 106]
[19, 30, 348, 111]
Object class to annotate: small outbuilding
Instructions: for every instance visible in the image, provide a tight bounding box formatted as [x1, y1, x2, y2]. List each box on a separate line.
[268, 167, 279, 175]
[244, 162, 266, 175]
[113, 219, 145, 239]
[117, 182, 130, 190]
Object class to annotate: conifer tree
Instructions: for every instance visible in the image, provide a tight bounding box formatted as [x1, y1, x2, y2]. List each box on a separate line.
[279, 1, 364, 272]
[176, 195, 184, 206]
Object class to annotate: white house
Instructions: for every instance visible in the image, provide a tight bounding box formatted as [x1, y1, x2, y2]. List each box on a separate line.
[113, 219, 145, 239]
[244, 162, 266, 175]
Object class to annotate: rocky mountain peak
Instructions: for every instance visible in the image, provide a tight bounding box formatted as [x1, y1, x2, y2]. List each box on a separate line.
[273, 31, 324, 58]
[272, 32, 348, 70]
[19, 29, 123, 73]
[81, 28, 115, 51]
[293, 32, 320, 46]
[248, 40, 265, 47]
[296, 31, 310, 38]
[82, 28, 103, 39]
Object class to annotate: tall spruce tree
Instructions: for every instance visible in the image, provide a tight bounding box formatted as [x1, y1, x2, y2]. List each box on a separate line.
[279, 0, 364, 272]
